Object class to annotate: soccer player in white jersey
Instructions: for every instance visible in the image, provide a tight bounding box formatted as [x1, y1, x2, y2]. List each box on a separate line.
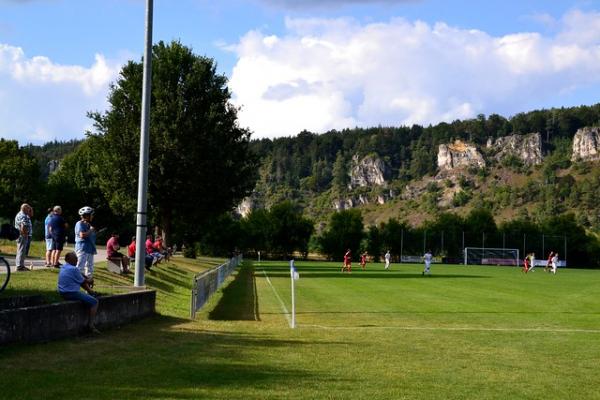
[384, 250, 391, 270]
[422, 250, 433, 276]
[551, 252, 559, 274]
[528, 252, 536, 272]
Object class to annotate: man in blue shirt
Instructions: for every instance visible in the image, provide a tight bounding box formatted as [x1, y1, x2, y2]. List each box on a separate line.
[48, 205, 68, 268]
[44, 208, 53, 268]
[75, 206, 97, 278]
[57, 252, 99, 333]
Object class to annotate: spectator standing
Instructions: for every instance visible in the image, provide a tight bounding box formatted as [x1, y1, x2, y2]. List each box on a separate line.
[49, 205, 67, 268]
[106, 233, 130, 274]
[44, 208, 53, 268]
[14, 203, 32, 271]
[58, 252, 100, 333]
[75, 206, 97, 278]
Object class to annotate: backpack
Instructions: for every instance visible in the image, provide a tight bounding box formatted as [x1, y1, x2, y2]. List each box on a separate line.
[0, 223, 20, 241]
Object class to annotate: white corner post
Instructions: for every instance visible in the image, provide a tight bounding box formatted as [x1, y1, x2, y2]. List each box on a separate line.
[134, 0, 154, 288]
[290, 259, 296, 329]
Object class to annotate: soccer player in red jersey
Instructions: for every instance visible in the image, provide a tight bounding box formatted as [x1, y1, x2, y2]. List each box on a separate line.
[341, 249, 352, 273]
[522, 254, 530, 273]
[360, 252, 367, 270]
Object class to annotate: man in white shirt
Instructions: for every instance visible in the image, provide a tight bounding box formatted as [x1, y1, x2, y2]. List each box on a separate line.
[423, 250, 433, 276]
[384, 251, 391, 270]
[551, 253, 559, 274]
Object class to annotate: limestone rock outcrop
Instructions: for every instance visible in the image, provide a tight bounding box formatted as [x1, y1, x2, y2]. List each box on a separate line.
[348, 154, 387, 189]
[486, 132, 543, 165]
[236, 197, 255, 218]
[571, 127, 600, 162]
[437, 140, 485, 171]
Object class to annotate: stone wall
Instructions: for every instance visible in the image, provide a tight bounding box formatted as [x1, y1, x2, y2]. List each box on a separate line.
[0, 290, 156, 345]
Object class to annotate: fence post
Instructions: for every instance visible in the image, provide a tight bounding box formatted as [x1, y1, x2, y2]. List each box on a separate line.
[400, 229, 404, 263]
[542, 234, 545, 259]
[564, 235, 567, 265]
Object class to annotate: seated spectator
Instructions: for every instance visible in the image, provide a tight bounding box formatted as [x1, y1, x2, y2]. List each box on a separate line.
[129, 236, 154, 271]
[106, 232, 130, 274]
[57, 252, 100, 334]
[153, 235, 170, 262]
[145, 234, 164, 264]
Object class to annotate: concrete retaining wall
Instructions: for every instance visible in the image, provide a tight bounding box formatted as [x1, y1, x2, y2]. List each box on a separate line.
[0, 290, 156, 345]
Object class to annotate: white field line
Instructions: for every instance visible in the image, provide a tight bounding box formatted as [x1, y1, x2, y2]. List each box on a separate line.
[299, 324, 600, 334]
[262, 268, 292, 328]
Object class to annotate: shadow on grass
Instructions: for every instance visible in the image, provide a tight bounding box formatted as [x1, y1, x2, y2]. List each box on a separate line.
[0, 313, 333, 400]
[209, 263, 259, 321]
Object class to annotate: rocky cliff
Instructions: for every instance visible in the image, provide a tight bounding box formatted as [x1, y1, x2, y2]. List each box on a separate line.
[571, 127, 600, 162]
[236, 196, 255, 218]
[437, 140, 485, 171]
[486, 132, 543, 165]
[348, 154, 387, 189]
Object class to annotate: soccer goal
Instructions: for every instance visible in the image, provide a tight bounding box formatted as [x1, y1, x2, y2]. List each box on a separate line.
[464, 247, 519, 266]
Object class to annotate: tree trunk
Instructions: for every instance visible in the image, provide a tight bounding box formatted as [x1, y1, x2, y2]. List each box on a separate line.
[161, 210, 173, 248]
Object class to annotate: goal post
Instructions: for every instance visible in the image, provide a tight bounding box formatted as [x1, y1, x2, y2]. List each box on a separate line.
[464, 247, 519, 266]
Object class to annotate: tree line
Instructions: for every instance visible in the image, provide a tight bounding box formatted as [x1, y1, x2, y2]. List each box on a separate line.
[194, 206, 599, 268]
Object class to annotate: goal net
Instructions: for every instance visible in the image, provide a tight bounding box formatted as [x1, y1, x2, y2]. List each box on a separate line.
[464, 247, 519, 266]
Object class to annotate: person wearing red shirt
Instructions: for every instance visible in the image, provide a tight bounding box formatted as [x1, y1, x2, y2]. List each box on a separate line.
[341, 249, 352, 273]
[153, 235, 170, 262]
[145, 234, 164, 264]
[106, 233, 130, 274]
[129, 236, 155, 271]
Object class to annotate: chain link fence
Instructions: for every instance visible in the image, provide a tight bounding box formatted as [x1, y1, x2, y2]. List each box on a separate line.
[190, 254, 243, 318]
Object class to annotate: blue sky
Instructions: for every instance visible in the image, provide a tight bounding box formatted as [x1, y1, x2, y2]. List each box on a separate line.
[1, 0, 599, 143]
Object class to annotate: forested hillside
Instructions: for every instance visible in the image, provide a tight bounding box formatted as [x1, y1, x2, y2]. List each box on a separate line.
[246, 104, 600, 231]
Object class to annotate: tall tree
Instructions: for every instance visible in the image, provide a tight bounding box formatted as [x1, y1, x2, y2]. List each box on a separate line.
[89, 41, 258, 244]
[0, 139, 41, 220]
[319, 209, 364, 260]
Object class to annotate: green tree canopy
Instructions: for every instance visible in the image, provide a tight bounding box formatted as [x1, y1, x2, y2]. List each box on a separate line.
[0, 139, 41, 220]
[319, 209, 364, 261]
[88, 40, 258, 244]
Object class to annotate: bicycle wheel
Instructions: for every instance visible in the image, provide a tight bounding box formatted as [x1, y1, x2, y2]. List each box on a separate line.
[0, 256, 10, 293]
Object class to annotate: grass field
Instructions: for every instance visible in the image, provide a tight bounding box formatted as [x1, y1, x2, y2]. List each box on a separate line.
[1, 259, 599, 399]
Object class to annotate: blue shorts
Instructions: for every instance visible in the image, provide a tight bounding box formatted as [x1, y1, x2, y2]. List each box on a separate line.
[60, 291, 98, 308]
[46, 238, 53, 251]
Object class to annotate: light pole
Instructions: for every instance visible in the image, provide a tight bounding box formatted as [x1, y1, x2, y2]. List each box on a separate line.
[134, 0, 154, 287]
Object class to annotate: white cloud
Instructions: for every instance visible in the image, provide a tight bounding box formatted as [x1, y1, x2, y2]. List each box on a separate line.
[0, 44, 122, 144]
[229, 10, 600, 139]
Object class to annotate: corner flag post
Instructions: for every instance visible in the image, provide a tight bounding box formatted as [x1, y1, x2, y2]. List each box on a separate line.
[290, 259, 299, 328]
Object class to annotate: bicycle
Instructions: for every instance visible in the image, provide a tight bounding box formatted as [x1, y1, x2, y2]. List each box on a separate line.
[0, 256, 10, 293]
